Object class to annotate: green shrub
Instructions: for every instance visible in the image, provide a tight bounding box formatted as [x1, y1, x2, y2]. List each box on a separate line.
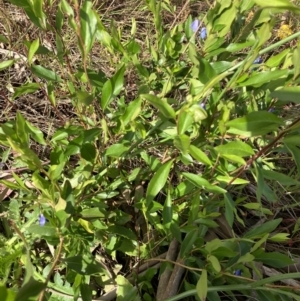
[1, 0, 300, 300]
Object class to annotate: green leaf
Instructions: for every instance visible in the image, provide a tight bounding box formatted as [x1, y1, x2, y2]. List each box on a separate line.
[270, 87, 300, 103]
[27, 225, 58, 237]
[196, 269, 208, 301]
[224, 193, 235, 228]
[284, 142, 300, 173]
[189, 145, 212, 166]
[80, 283, 92, 301]
[121, 98, 142, 126]
[63, 255, 106, 275]
[13, 83, 40, 99]
[146, 160, 174, 203]
[174, 134, 190, 155]
[80, 0, 98, 54]
[31, 65, 62, 82]
[208, 255, 221, 273]
[105, 144, 129, 158]
[266, 49, 290, 68]
[28, 38, 39, 64]
[81, 143, 96, 162]
[26, 120, 46, 145]
[101, 79, 113, 109]
[77, 90, 93, 106]
[217, 176, 249, 185]
[163, 190, 172, 226]
[262, 169, 300, 186]
[215, 141, 254, 157]
[111, 65, 125, 96]
[0, 60, 14, 71]
[15, 277, 45, 301]
[116, 275, 138, 301]
[226, 111, 283, 137]
[0, 34, 9, 43]
[237, 70, 288, 87]
[253, 0, 300, 12]
[0, 283, 16, 301]
[108, 225, 136, 241]
[180, 228, 199, 257]
[141, 94, 176, 119]
[253, 250, 293, 268]
[182, 172, 226, 194]
[244, 218, 282, 239]
[80, 207, 106, 219]
[177, 110, 193, 135]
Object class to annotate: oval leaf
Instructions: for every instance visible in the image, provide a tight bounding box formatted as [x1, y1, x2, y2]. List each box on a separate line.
[141, 94, 175, 119]
[146, 160, 174, 203]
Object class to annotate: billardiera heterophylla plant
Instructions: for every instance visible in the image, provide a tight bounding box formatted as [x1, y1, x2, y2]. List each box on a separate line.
[2, 1, 300, 301]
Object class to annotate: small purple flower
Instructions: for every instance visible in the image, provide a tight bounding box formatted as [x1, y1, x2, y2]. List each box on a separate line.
[200, 27, 207, 39]
[39, 214, 46, 226]
[199, 102, 206, 110]
[268, 107, 275, 113]
[191, 19, 199, 33]
[253, 57, 263, 64]
[233, 269, 242, 276]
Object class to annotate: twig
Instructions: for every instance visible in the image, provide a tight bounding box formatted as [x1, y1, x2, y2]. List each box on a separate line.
[38, 236, 64, 301]
[163, 255, 186, 299]
[226, 117, 300, 187]
[157, 239, 179, 301]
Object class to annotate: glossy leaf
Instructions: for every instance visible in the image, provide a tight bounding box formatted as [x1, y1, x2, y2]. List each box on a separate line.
[15, 277, 45, 301]
[226, 111, 283, 137]
[182, 172, 226, 194]
[189, 145, 212, 166]
[180, 228, 198, 257]
[105, 144, 129, 158]
[196, 269, 208, 301]
[244, 219, 282, 239]
[141, 94, 176, 119]
[121, 98, 142, 126]
[215, 141, 254, 157]
[254, 0, 300, 12]
[208, 255, 221, 273]
[0, 283, 16, 301]
[80, 0, 98, 54]
[237, 70, 288, 87]
[28, 38, 39, 64]
[224, 193, 235, 228]
[271, 87, 300, 103]
[0, 60, 14, 71]
[63, 255, 106, 275]
[253, 250, 293, 268]
[31, 65, 62, 82]
[174, 134, 190, 155]
[146, 160, 174, 203]
[163, 190, 172, 226]
[177, 110, 193, 135]
[81, 143, 96, 162]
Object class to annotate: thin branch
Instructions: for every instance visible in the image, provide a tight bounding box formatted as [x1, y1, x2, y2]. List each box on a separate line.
[38, 236, 64, 301]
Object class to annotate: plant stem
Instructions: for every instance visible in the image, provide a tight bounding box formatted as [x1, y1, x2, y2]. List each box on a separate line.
[38, 236, 64, 301]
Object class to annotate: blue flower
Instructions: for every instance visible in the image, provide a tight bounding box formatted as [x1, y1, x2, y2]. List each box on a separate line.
[39, 214, 46, 226]
[233, 269, 242, 276]
[268, 107, 275, 113]
[199, 102, 206, 110]
[253, 57, 263, 64]
[200, 27, 207, 39]
[191, 19, 199, 33]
